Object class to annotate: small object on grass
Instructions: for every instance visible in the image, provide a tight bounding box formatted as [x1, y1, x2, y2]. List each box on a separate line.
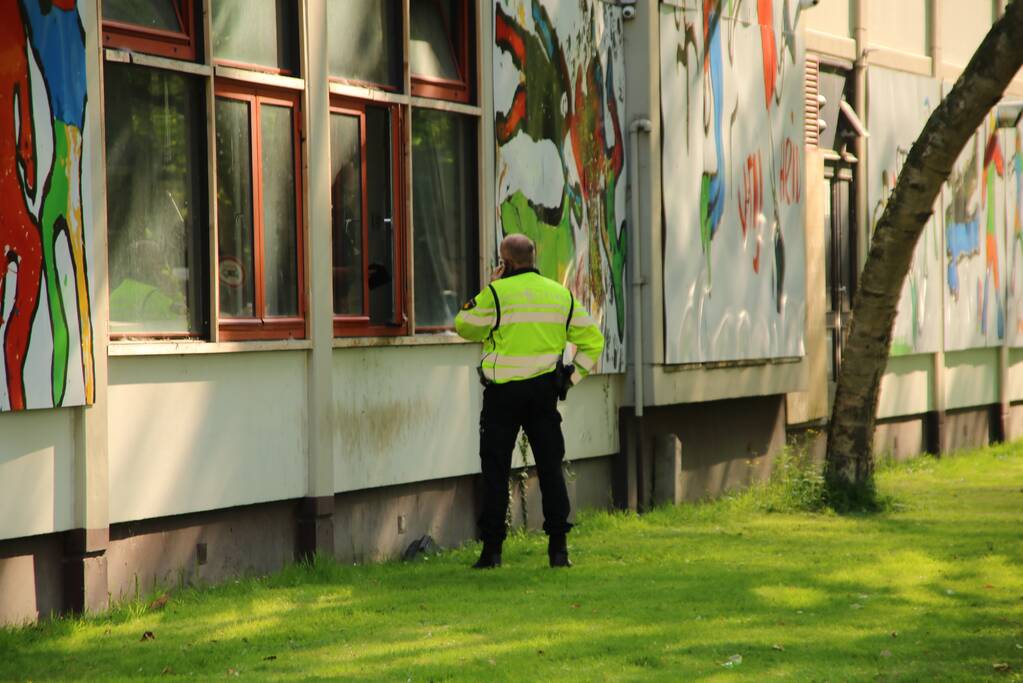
[161, 666, 173, 675]
[140, 631, 155, 642]
[402, 535, 438, 562]
[993, 662, 1011, 672]
[227, 668, 240, 677]
[891, 631, 898, 638]
[722, 654, 742, 668]
[772, 644, 785, 652]
[263, 655, 277, 661]
[148, 594, 169, 611]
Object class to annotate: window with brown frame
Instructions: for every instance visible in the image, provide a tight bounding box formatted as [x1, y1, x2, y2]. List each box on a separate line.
[326, 0, 402, 90]
[410, 0, 473, 103]
[215, 83, 305, 340]
[329, 99, 407, 336]
[105, 62, 208, 339]
[211, 0, 299, 75]
[411, 109, 477, 330]
[102, 0, 198, 61]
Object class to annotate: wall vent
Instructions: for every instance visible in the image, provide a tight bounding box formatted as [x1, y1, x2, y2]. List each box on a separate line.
[804, 54, 821, 148]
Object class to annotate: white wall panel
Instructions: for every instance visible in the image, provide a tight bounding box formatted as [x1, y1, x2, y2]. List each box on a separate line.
[804, 0, 853, 39]
[940, 0, 994, 68]
[869, 0, 929, 57]
[877, 354, 933, 419]
[108, 353, 307, 524]
[944, 348, 999, 410]
[1007, 348, 1023, 402]
[0, 409, 74, 539]
[333, 345, 619, 493]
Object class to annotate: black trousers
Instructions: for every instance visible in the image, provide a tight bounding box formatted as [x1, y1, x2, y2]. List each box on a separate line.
[478, 371, 572, 543]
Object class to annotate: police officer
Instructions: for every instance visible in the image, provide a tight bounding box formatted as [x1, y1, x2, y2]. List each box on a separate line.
[455, 234, 604, 569]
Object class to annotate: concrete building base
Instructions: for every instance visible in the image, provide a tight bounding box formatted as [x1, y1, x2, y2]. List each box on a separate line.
[874, 415, 928, 461]
[618, 395, 787, 509]
[0, 456, 614, 624]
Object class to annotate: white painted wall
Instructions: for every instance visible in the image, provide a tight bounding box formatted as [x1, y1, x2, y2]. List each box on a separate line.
[332, 344, 620, 493]
[107, 352, 308, 524]
[940, 0, 995, 68]
[0, 409, 75, 539]
[944, 348, 999, 410]
[1007, 348, 1023, 402]
[877, 355, 933, 419]
[804, 0, 853, 39]
[869, 0, 929, 57]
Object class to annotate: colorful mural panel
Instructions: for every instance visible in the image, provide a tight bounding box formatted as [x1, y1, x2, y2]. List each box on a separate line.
[0, 0, 94, 412]
[660, 1, 806, 363]
[1005, 123, 1023, 346]
[867, 67, 942, 356]
[494, 0, 627, 372]
[942, 87, 1006, 351]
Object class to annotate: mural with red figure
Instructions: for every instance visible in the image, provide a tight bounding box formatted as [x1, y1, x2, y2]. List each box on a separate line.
[0, 0, 94, 412]
[661, 0, 806, 363]
[494, 0, 627, 372]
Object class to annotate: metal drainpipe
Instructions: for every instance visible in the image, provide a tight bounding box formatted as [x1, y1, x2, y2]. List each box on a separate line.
[853, 0, 868, 273]
[629, 118, 652, 417]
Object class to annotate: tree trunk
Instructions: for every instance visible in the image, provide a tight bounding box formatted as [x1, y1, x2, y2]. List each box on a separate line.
[826, 1, 1023, 494]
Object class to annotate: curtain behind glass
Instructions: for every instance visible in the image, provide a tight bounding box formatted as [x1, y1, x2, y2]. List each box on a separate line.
[411, 109, 476, 328]
[105, 63, 206, 335]
[103, 0, 181, 30]
[326, 0, 400, 88]
[215, 97, 256, 318]
[260, 104, 299, 317]
[410, 0, 459, 81]
[212, 0, 297, 73]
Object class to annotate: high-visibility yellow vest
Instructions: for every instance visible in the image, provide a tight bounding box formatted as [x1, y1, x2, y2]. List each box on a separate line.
[455, 269, 605, 385]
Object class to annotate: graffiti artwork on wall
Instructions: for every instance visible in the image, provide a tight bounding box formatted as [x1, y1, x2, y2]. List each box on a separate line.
[0, 0, 94, 412]
[660, 0, 806, 363]
[943, 106, 1006, 351]
[494, 0, 627, 372]
[866, 67, 942, 355]
[1006, 124, 1023, 344]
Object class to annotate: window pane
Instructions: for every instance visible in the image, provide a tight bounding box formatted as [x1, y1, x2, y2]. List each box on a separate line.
[105, 63, 205, 335]
[212, 0, 297, 73]
[410, 0, 459, 82]
[103, 0, 181, 31]
[412, 109, 477, 328]
[327, 0, 400, 87]
[215, 96, 256, 319]
[261, 103, 299, 318]
[330, 112, 365, 316]
[365, 107, 395, 324]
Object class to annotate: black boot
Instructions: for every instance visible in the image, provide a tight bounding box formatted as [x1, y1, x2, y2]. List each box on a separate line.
[472, 540, 502, 569]
[548, 534, 571, 568]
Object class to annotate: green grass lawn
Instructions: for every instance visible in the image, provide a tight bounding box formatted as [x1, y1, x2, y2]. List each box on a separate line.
[2, 445, 1022, 682]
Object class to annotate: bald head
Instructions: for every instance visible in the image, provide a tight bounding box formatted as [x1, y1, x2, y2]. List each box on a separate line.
[500, 234, 535, 270]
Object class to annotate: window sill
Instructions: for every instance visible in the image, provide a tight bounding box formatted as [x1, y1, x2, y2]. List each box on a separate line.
[108, 338, 314, 357]
[332, 332, 477, 350]
[107, 334, 477, 356]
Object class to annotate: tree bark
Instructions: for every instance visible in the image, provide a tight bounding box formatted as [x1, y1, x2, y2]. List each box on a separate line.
[826, 1, 1023, 491]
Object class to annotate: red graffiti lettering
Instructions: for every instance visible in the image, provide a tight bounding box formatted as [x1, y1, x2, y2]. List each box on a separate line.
[737, 150, 764, 273]
[779, 137, 801, 205]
